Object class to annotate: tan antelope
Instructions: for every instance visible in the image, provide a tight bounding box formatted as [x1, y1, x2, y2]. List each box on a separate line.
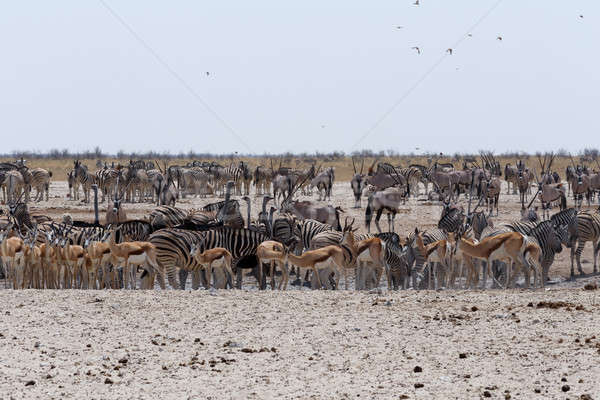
[107, 229, 162, 290]
[283, 245, 347, 289]
[23, 229, 42, 289]
[452, 229, 543, 289]
[83, 232, 113, 289]
[189, 244, 234, 289]
[59, 234, 86, 289]
[255, 240, 289, 290]
[0, 224, 25, 289]
[39, 230, 59, 289]
[354, 237, 385, 290]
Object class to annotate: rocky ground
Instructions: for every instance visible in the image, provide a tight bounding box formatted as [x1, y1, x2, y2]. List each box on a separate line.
[1, 289, 600, 399]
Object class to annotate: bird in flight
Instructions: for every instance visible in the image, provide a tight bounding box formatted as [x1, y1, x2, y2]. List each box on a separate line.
[321, 125, 326, 129]
[497, 36, 503, 41]
[206, 72, 210, 76]
[446, 48, 453, 55]
[396, 26, 404, 29]
[579, 14, 584, 19]
[413, 0, 419, 5]
[467, 33, 473, 37]
[412, 46, 421, 54]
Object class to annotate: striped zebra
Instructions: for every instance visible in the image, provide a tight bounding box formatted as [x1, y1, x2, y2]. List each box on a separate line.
[72, 160, 94, 203]
[180, 167, 212, 198]
[3, 169, 28, 204]
[29, 168, 52, 202]
[95, 166, 120, 203]
[437, 204, 465, 233]
[149, 206, 188, 229]
[148, 228, 207, 289]
[180, 227, 271, 289]
[253, 166, 273, 196]
[397, 166, 423, 197]
[567, 210, 600, 278]
[124, 164, 150, 203]
[378, 233, 410, 290]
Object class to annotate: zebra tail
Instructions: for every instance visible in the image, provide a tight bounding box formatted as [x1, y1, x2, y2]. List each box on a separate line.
[560, 193, 567, 210]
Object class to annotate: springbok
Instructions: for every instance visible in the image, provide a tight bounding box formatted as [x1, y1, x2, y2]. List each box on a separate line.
[189, 244, 234, 289]
[255, 240, 289, 290]
[107, 229, 162, 290]
[0, 224, 25, 289]
[452, 229, 543, 289]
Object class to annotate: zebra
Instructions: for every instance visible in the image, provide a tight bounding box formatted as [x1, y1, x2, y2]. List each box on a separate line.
[504, 163, 519, 194]
[437, 202, 464, 233]
[467, 211, 491, 240]
[29, 168, 52, 202]
[116, 220, 154, 241]
[149, 206, 188, 230]
[148, 228, 208, 289]
[72, 160, 94, 203]
[3, 170, 27, 204]
[567, 210, 600, 278]
[405, 228, 448, 289]
[95, 166, 120, 203]
[124, 163, 150, 203]
[186, 227, 271, 289]
[397, 166, 423, 197]
[253, 165, 273, 196]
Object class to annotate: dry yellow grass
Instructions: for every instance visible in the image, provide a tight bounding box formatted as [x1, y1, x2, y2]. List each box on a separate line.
[0, 155, 583, 182]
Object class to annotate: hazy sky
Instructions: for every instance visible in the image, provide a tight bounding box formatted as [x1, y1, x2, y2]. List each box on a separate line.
[0, 1, 598, 155]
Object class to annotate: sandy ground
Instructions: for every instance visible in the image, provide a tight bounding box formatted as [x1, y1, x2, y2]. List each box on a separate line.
[1, 289, 600, 399]
[3, 180, 600, 399]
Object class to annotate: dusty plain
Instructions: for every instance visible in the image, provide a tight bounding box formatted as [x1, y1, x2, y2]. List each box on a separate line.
[1, 178, 600, 399]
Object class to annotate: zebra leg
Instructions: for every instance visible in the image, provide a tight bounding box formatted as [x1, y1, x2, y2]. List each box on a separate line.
[575, 241, 585, 275]
[179, 268, 188, 290]
[191, 269, 201, 290]
[593, 240, 599, 274]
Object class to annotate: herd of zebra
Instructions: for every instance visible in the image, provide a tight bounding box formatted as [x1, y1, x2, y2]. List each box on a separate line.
[1, 153, 600, 291]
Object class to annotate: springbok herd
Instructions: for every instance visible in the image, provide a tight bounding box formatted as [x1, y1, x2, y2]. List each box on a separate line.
[1, 152, 600, 292]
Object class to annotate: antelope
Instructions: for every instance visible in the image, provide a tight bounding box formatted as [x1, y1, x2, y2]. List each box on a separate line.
[283, 245, 346, 290]
[365, 187, 406, 233]
[350, 157, 366, 208]
[107, 229, 162, 290]
[188, 244, 234, 289]
[59, 234, 86, 289]
[354, 237, 385, 290]
[39, 230, 59, 289]
[0, 224, 25, 289]
[255, 240, 289, 290]
[83, 232, 112, 289]
[452, 229, 543, 289]
[23, 229, 42, 289]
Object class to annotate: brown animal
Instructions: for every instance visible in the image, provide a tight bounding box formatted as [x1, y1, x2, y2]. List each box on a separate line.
[255, 240, 289, 290]
[189, 245, 234, 289]
[453, 230, 543, 289]
[107, 229, 162, 290]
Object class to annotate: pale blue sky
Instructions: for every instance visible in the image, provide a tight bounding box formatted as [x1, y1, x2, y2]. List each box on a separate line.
[0, 1, 597, 155]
